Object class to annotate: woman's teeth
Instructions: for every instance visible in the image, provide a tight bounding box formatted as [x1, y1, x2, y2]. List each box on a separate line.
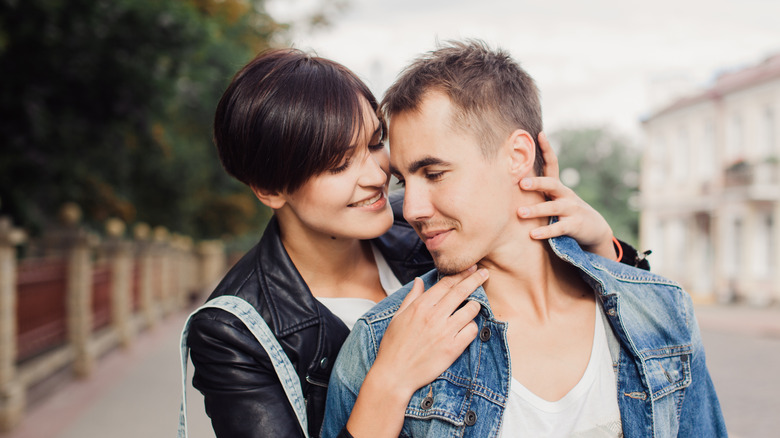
[350, 192, 381, 207]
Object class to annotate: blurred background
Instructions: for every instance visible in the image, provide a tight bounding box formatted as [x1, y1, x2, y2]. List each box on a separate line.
[0, 0, 778, 437]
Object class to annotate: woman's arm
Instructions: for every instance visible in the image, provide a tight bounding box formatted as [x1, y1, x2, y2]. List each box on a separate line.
[340, 267, 486, 437]
[188, 312, 306, 438]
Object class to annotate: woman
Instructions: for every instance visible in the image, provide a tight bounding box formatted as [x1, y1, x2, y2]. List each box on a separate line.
[185, 48, 643, 438]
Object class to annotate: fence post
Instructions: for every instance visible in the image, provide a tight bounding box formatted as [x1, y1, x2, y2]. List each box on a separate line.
[197, 240, 227, 295]
[105, 218, 133, 348]
[172, 235, 195, 308]
[152, 226, 173, 316]
[134, 223, 157, 329]
[0, 216, 26, 430]
[60, 204, 96, 378]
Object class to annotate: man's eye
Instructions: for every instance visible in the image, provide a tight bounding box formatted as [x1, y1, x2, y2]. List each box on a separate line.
[426, 172, 444, 181]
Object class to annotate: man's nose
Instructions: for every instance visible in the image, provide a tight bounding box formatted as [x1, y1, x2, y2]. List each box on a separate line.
[402, 180, 434, 223]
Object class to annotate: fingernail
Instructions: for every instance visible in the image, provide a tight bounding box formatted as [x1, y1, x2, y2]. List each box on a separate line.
[519, 207, 530, 217]
[521, 178, 532, 189]
[530, 229, 542, 239]
[467, 265, 477, 273]
[478, 268, 489, 278]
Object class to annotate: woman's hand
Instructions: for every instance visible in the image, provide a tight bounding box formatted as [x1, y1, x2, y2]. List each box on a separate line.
[517, 132, 617, 260]
[345, 267, 486, 437]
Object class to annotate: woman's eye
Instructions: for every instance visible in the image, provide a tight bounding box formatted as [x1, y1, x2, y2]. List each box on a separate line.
[368, 141, 385, 151]
[330, 159, 351, 174]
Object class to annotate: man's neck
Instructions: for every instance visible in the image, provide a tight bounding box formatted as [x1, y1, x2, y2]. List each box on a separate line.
[478, 234, 590, 324]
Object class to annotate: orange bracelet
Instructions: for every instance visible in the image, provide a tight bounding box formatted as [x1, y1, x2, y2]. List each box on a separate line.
[612, 236, 623, 262]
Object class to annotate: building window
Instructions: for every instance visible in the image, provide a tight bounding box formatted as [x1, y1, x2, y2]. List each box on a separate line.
[768, 213, 775, 275]
[700, 119, 716, 180]
[650, 133, 666, 186]
[726, 218, 742, 278]
[727, 114, 743, 162]
[674, 128, 689, 182]
[753, 212, 772, 278]
[764, 107, 776, 158]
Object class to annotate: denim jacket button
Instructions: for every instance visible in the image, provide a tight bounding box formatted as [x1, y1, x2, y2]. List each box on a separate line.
[319, 357, 329, 369]
[421, 396, 434, 410]
[464, 410, 477, 426]
[479, 327, 491, 342]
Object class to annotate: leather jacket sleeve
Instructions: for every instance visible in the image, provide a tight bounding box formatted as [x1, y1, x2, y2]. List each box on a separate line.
[187, 308, 306, 438]
[616, 238, 651, 270]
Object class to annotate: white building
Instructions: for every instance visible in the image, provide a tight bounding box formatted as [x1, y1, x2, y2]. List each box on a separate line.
[640, 54, 780, 305]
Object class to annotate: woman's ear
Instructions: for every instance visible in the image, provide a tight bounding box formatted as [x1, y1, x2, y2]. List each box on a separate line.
[250, 185, 287, 210]
[506, 129, 536, 182]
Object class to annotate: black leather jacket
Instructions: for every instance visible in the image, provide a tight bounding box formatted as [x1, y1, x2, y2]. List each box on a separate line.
[187, 192, 434, 437]
[187, 192, 648, 437]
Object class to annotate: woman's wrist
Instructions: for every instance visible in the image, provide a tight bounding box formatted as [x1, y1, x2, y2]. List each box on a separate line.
[345, 362, 414, 437]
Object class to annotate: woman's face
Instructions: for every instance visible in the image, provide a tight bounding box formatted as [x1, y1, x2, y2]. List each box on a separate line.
[279, 99, 394, 241]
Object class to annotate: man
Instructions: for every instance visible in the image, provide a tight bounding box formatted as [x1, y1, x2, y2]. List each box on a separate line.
[323, 40, 725, 437]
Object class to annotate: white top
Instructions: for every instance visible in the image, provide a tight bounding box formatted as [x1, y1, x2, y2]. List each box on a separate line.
[315, 244, 403, 330]
[499, 303, 622, 437]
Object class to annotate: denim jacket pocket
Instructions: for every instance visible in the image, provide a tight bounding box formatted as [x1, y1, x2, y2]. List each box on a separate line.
[404, 377, 470, 425]
[644, 350, 692, 401]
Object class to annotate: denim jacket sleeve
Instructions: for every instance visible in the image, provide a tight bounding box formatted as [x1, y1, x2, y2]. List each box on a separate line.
[321, 318, 377, 438]
[677, 299, 728, 436]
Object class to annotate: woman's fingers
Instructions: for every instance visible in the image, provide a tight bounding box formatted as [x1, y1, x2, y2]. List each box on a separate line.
[435, 268, 488, 312]
[415, 265, 477, 305]
[396, 277, 424, 315]
[447, 300, 481, 331]
[538, 131, 559, 179]
[520, 176, 572, 199]
[529, 220, 577, 240]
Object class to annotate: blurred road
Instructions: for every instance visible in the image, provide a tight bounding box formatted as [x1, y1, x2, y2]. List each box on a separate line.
[0, 302, 778, 438]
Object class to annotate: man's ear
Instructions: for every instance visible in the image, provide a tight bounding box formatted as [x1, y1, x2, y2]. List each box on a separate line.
[506, 129, 536, 182]
[250, 185, 287, 209]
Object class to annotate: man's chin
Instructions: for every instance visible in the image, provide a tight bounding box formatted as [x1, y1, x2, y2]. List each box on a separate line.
[434, 257, 477, 276]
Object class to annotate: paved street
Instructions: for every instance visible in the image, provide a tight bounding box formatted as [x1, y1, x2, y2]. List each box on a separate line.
[697, 305, 780, 438]
[0, 303, 778, 438]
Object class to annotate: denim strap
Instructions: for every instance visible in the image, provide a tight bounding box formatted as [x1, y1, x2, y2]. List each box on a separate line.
[178, 295, 309, 438]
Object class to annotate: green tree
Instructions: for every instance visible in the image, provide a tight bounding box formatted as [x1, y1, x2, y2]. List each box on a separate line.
[0, 0, 306, 239]
[550, 127, 641, 245]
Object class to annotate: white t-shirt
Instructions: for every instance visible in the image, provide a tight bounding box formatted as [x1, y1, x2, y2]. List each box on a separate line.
[315, 244, 403, 330]
[499, 303, 622, 437]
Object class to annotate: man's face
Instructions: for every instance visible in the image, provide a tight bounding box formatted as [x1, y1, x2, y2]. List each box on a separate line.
[389, 91, 517, 274]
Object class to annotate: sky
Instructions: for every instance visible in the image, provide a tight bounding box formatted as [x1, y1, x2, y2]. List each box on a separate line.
[268, 0, 780, 142]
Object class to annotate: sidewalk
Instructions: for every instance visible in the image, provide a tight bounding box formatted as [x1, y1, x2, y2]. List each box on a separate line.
[1, 301, 779, 438]
[1, 309, 214, 438]
[694, 302, 780, 339]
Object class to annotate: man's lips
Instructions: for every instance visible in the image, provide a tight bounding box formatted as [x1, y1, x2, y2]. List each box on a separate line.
[420, 229, 453, 251]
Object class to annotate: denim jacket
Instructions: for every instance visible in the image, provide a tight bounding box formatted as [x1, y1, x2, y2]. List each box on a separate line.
[322, 235, 726, 437]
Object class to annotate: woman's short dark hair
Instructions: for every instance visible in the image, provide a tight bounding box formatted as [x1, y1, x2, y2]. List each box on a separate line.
[214, 48, 381, 194]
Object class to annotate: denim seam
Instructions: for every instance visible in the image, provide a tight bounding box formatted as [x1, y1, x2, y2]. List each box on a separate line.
[640, 345, 694, 359]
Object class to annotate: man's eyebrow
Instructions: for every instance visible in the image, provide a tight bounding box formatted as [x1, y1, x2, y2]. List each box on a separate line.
[390, 156, 450, 177]
[408, 156, 449, 174]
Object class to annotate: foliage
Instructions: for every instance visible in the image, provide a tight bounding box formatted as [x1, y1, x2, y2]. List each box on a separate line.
[0, 0, 298, 239]
[550, 127, 641, 245]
